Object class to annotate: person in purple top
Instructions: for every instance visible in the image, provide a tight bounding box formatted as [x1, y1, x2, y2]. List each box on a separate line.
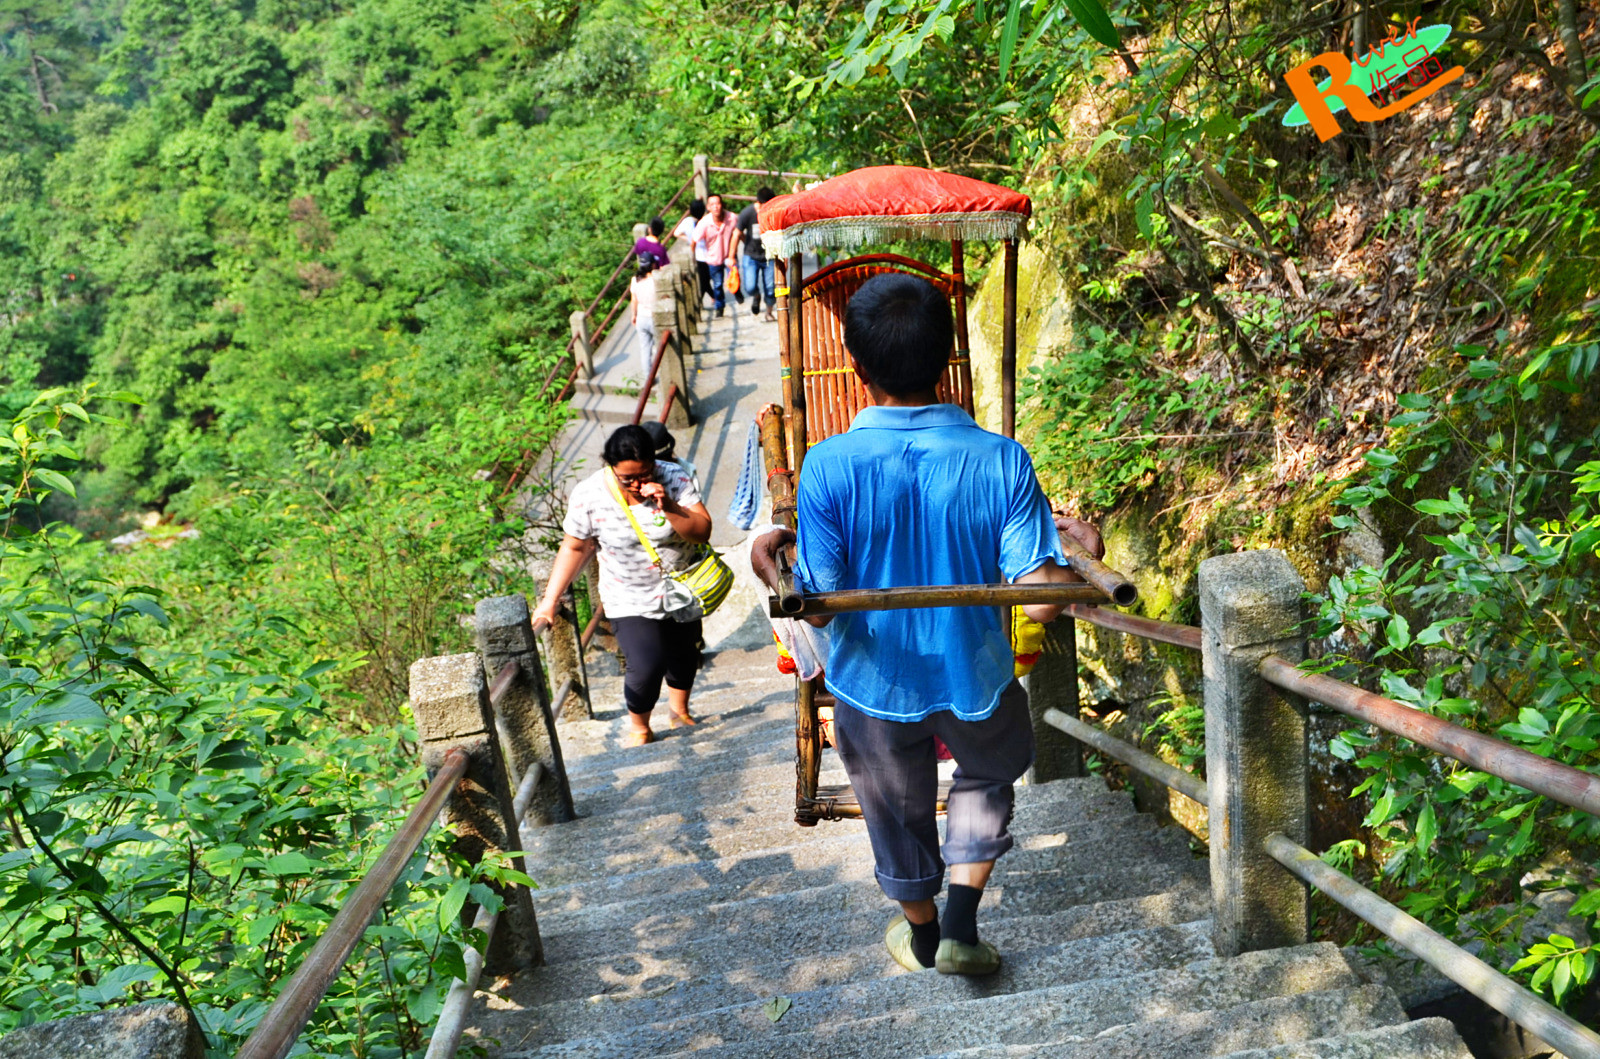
[633, 217, 669, 269]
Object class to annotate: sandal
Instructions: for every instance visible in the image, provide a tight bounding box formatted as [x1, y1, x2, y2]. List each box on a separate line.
[669, 710, 698, 728]
[623, 727, 656, 748]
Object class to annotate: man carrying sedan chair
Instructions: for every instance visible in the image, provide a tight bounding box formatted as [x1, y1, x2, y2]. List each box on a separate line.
[753, 272, 1102, 976]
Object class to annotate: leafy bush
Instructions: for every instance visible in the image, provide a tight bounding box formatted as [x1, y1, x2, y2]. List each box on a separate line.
[0, 391, 510, 1054]
[1315, 344, 1600, 1004]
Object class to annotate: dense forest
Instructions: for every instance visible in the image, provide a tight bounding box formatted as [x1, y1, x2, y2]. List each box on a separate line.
[0, 0, 1597, 1052]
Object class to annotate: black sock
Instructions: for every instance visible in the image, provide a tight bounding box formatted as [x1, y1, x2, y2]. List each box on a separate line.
[909, 916, 940, 968]
[941, 884, 982, 946]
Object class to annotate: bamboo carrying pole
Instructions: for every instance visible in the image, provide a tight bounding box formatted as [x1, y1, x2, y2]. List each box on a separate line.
[772, 582, 1106, 618]
[1057, 532, 1138, 606]
[950, 240, 974, 408]
[1064, 603, 1202, 651]
[1001, 239, 1018, 439]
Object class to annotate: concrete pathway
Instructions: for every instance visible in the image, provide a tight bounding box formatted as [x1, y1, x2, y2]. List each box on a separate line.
[542, 297, 784, 652]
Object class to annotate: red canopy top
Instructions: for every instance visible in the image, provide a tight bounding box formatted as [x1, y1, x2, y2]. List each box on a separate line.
[757, 165, 1030, 258]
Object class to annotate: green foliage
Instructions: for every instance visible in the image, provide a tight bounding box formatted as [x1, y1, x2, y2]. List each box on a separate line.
[1023, 322, 1240, 512]
[1316, 343, 1600, 1001]
[0, 390, 510, 1053]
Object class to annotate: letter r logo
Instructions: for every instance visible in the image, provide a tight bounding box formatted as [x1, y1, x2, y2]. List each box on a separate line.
[1284, 50, 1464, 142]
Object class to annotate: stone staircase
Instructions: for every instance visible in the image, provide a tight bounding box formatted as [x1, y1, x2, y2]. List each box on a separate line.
[464, 644, 1472, 1059]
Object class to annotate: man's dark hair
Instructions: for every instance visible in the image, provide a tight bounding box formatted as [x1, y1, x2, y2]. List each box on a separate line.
[688, 198, 706, 221]
[756, 186, 775, 203]
[649, 216, 665, 237]
[843, 273, 953, 397]
[603, 424, 655, 466]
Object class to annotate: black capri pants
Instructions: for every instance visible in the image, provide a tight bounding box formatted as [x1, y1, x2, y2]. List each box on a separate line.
[610, 616, 704, 715]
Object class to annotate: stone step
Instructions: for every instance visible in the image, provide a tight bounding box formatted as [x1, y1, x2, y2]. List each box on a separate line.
[569, 389, 650, 425]
[522, 788, 1141, 887]
[529, 814, 1174, 915]
[475, 919, 1214, 1056]
[1215, 1018, 1472, 1059]
[533, 825, 1198, 937]
[494, 885, 1211, 1010]
[565, 760, 1115, 825]
[536, 853, 1204, 968]
[492, 942, 1360, 1059]
[921, 984, 1406, 1058]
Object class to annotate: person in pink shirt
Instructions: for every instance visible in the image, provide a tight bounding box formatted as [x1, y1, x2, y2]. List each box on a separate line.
[693, 194, 738, 317]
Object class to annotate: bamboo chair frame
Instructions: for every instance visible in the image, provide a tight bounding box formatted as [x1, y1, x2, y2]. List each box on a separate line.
[768, 239, 1019, 826]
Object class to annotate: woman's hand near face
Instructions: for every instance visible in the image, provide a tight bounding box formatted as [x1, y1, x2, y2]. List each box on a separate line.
[638, 480, 667, 508]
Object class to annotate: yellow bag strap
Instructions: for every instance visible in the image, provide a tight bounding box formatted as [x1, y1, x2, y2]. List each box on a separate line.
[606, 469, 664, 568]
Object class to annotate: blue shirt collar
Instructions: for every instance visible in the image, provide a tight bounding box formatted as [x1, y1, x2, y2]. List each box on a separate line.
[848, 403, 976, 431]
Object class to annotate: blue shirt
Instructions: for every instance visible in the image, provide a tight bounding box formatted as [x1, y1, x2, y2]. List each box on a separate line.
[794, 404, 1065, 722]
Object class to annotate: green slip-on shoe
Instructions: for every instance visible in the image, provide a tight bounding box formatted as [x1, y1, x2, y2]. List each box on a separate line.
[935, 936, 1001, 976]
[884, 915, 931, 973]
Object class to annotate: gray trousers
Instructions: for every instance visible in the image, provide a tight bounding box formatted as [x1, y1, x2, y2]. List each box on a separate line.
[831, 681, 1035, 902]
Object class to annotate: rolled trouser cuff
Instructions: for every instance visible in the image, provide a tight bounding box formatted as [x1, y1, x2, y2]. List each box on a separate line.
[943, 831, 1014, 867]
[875, 865, 945, 902]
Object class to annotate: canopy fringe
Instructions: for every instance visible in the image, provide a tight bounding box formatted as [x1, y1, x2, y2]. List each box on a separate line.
[761, 211, 1027, 257]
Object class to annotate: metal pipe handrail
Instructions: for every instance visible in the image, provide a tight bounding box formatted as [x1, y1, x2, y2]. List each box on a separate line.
[1265, 833, 1600, 1059]
[708, 165, 824, 179]
[425, 760, 545, 1059]
[1064, 603, 1201, 650]
[589, 287, 630, 352]
[551, 677, 575, 715]
[1260, 656, 1600, 819]
[771, 582, 1106, 618]
[1042, 708, 1209, 806]
[488, 660, 519, 708]
[579, 608, 604, 650]
[633, 330, 674, 425]
[657, 383, 679, 424]
[235, 748, 471, 1059]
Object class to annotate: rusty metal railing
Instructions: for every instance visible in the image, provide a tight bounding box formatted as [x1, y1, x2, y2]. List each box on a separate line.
[1041, 592, 1600, 1058]
[235, 748, 470, 1059]
[238, 656, 546, 1059]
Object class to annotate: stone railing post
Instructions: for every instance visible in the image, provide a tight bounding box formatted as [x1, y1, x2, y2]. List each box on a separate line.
[1200, 549, 1309, 957]
[0, 1003, 205, 1057]
[409, 654, 542, 971]
[693, 154, 709, 201]
[541, 584, 592, 721]
[570, 310, 593, 378]
[474, 595, 575, 826]
[652, 276, 693, 428]
[1024, 617, 1083, 782]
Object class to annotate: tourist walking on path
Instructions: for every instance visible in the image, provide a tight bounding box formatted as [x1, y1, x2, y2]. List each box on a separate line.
[633, 217, 669, 269]
[673, 199, 710, 304]
[629, 255, 659, 377]
[535, 424, 713, 746]
[694, 193, 738, 317]
[734, 187, 778, 322]
[752, 274, 1101, 976]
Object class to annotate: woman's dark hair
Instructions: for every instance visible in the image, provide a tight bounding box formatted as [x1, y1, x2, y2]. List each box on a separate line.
[635, 254, 655, 277]
[756, 186, 776, 203]
[687, 198, 706, 221]
[843, 273, 954, 397]
[649, 216, 665, 237]
[603, 424, 655, 467]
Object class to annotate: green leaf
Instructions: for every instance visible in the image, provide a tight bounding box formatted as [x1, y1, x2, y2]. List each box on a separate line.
[265, 852, 315, 876]
[997, 0, 1023, 81]
[439, 876, 471, 932]
[1060, 0, 1121, 50]
[1414, 801, 1436, 850]
[31, 469, 76, 498]
[763, 996, 793, 1022]
[243, 913, 281, 946]
[140, 895, 190, 916]
[18, 696, 107, 730]
[1134, 188, 1154, 240]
